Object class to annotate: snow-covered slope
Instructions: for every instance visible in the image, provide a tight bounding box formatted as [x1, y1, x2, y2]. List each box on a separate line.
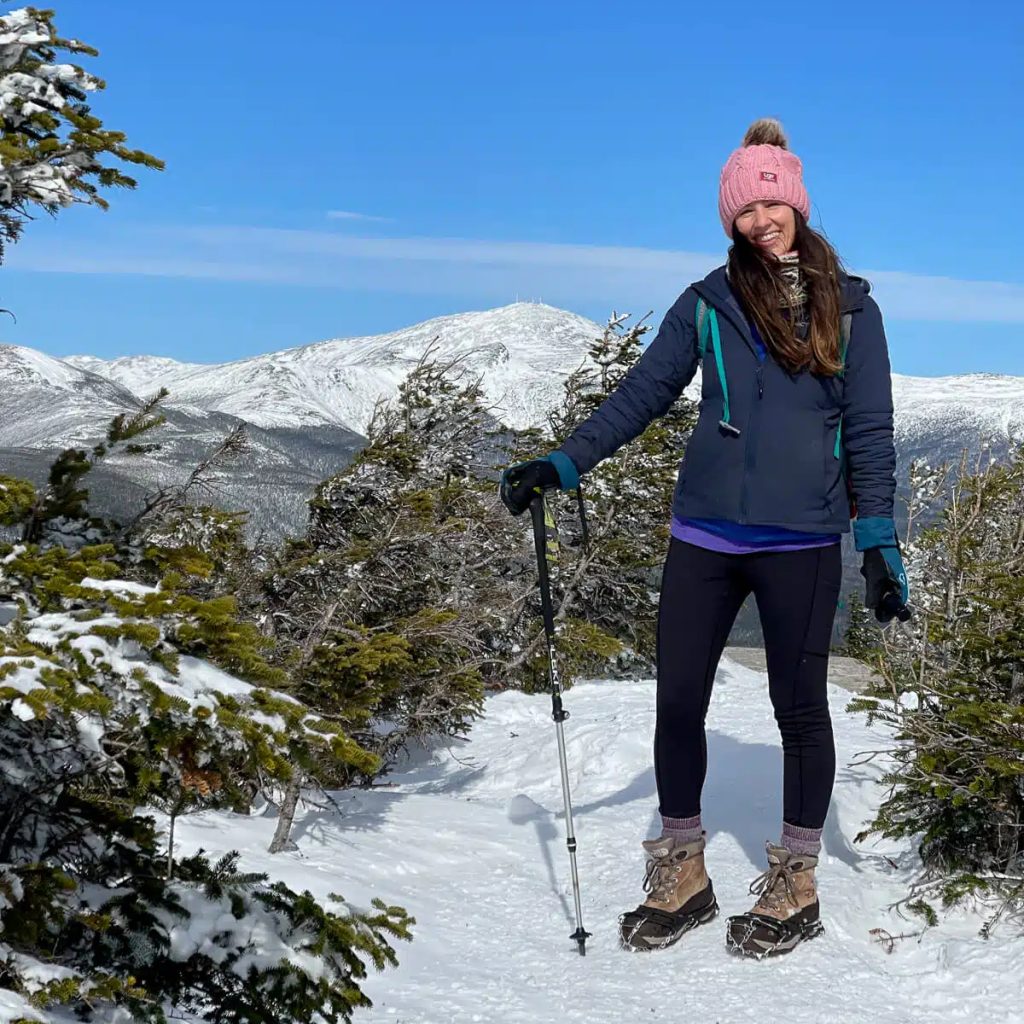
[66, 353, 204, 398]
[173, 660, 1023, 1024]
[66, 303, 604, 434]
[0, 343, 143, 447]
[10, 303, 1024, 451]
[892, 372, 1024, 463]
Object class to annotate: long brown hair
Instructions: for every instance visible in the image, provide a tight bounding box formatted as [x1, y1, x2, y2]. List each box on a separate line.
[727, 213, 845, 377]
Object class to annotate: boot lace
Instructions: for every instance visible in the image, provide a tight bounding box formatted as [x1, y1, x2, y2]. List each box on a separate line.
[642, 851, 685, 904]
[748, 861, 798, 913]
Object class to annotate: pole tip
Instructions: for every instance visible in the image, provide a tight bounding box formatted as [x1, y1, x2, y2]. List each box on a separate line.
[571, 927, 591, 956]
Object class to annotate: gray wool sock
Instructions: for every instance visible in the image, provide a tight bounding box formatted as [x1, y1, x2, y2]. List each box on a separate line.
[781, 821, 822, 857]
[660, 813, 703, 845]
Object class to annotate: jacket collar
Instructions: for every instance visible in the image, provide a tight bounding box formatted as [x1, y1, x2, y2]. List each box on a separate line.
[691, 263, 869, 351]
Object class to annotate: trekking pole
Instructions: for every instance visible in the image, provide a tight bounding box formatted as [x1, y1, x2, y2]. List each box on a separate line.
[529, 492, 591, 956]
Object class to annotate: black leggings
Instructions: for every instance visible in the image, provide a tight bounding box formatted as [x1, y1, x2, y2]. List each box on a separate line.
[654, 538, 842, 830]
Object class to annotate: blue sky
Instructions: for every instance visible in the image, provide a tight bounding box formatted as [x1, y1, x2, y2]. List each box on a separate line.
[2, 0, 1022, 375]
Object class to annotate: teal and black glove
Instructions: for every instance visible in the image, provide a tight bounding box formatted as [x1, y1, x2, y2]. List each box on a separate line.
[499, 452, 578, 516]
[853, 517, 910, 623]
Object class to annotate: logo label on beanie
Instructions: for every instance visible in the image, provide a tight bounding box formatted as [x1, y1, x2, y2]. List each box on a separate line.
[760, 171, 777, 182]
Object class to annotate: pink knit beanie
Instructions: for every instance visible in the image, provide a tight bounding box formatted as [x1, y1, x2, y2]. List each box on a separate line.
[718, 119, 810, 238]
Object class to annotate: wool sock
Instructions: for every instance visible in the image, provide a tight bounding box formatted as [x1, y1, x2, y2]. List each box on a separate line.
[781, 821, 822, 857]
[660, 813, 703, 845]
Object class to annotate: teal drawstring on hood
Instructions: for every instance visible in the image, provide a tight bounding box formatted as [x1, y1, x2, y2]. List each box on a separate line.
[697, 301, 740, 436]
[696, 297, 851, 452]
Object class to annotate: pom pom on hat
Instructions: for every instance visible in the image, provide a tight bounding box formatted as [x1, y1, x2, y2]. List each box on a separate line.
[742, 118, 789, 148]
[718, 118, 810, 237]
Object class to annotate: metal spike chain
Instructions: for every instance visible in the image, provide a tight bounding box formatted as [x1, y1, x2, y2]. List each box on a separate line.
[725, 913, 824, 960]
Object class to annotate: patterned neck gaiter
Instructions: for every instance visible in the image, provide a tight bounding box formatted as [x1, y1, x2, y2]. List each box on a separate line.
[777, 251, 806, 309]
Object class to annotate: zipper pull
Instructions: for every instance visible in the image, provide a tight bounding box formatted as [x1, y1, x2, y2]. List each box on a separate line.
[757, 365, 764, 399]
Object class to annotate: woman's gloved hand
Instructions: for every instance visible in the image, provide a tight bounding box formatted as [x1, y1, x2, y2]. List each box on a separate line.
[499, 452, 578, 516]
[854, 517, 911, 623]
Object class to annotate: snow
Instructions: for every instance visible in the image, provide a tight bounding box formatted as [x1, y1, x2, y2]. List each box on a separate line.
[65, 353, 205, 396]
[7, 697, 33, 721]
[0, 343, 87, 391]
[3, 553, 1020, 1020]
[17, 611, 295, 733]
[168, 658, 1024, 1024]
[0, 989, 45, 1024]
[79, 576, 160, 595]
[0, 8, 105, 214]
[0, 657, 46, 698]
[26, 611, 123, 643]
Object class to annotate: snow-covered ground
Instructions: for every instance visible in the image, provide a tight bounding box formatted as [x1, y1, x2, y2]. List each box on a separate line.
[174, 659, 1023, 1024]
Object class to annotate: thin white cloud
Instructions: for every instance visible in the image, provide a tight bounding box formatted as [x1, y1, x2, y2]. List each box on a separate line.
[6, 224, 1024, 325]
[862, 270, 1024, 324]
[326, 209, 393, 223]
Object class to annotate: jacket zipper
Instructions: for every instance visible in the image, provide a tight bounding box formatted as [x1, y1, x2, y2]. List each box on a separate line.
[739, 364, 765, 522]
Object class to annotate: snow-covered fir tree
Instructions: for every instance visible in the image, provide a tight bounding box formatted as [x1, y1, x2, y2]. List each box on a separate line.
[838, 589, 880, 660]
[0, 5, 162, 261]
[261, 351, 510, 781]
[849, 447, 1024, 933]
[0, 411, 411, 1021]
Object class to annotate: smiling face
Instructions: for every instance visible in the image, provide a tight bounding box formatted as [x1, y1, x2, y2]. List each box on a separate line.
[733, 200, 797, 256]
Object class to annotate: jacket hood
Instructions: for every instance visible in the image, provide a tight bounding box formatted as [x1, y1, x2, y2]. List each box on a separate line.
[839, 272, 870, 311]
[693, 263, 870, 314]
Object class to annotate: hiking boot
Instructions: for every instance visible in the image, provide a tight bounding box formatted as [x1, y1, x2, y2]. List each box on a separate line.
[725, 842, 824, 959]
[619, 831, 718, 951]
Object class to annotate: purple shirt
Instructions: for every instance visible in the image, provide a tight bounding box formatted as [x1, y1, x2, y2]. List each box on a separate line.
[672, 516, 841, 554]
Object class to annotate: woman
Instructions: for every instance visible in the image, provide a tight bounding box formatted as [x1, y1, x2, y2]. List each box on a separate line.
[500, 119, 909, 959]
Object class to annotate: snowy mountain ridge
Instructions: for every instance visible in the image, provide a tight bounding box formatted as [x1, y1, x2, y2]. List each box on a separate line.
[62, 303, 604, 435]
[43, 301, 1024, 453]
[0, 343, 143, 448]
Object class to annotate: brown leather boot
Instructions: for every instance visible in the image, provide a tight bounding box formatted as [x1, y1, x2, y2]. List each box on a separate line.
[725, 842, 824, 958]
[619, 831, 718, 951]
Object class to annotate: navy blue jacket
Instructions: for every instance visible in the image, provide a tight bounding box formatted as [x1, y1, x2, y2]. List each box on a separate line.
[557, 266, 896, 534]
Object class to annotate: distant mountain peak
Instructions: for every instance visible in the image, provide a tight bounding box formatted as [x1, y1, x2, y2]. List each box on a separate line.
[59, 303, 607, 434]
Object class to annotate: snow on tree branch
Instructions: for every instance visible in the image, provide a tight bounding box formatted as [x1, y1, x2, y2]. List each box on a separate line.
[0, 6, 163, 260]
